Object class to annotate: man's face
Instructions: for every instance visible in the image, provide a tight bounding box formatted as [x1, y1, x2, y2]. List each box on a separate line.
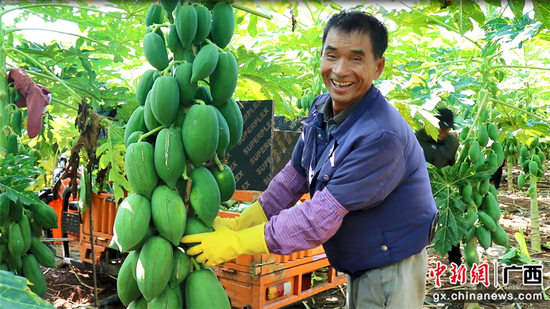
[321, 29, 385, 114]
[438, 128, 451, 141]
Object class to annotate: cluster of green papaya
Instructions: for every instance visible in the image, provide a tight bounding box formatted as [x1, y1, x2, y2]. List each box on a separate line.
[295, 77, 324, 116]
[0, 194, 59, 297]
[4, 106, 22, 156]
[112, 1, 242, 308]
[517, 138, 547, 195]
[457, 110, 509, 266]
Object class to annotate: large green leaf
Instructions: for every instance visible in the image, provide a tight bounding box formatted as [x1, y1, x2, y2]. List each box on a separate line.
[533, 0, 550, 29]
[0, 270, 55, 309]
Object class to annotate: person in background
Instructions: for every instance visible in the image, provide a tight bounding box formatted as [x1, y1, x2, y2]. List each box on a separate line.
[183, 10, 438, 309]
[415, 107, 461, 265]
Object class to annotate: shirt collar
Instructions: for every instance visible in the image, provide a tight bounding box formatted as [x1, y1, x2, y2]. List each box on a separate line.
[316, 92, 366, 125]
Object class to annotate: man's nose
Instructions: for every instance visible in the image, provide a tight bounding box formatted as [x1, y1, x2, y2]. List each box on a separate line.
[333, 59, 350, 76]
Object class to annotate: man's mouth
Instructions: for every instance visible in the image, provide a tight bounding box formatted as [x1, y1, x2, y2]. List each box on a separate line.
[332, 80, 353, 89]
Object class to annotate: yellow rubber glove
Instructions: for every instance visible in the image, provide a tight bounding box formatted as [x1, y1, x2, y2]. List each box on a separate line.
[181, 223, 269, 267]
[215, 201, 268, 231]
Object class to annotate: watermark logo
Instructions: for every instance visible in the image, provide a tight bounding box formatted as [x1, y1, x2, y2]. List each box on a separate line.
[429, 262, 546, 304]
[429, 261, 544, 288]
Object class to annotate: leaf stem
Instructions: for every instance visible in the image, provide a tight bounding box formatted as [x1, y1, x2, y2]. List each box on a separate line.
[138, 125, 163, 142]
[0, 3, 125, 19]
[232, 3, 272, 20]
[50, 97, 78, 111]
[4, 48, 82, 102]
[490, 65, 550, 71]
[5, 28, 101, 44]
[204, 38, 225, 52]
[161, 60, 184, 76]
[490, 98, 549, 125]
[213, 153, 224, 171]
[413, 59, 474, 71]
[20, 69, 98, 101]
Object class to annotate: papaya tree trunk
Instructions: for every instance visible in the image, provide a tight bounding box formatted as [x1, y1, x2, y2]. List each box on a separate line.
[529, 176, 541, 251]
[507, 159, 514, 192]
[0, 13, 9, 149]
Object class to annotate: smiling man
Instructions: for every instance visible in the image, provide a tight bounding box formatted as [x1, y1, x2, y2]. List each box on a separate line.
[182, 10, 438, 309]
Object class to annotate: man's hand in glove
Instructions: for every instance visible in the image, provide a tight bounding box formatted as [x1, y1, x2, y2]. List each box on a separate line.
[214, 201, 267, 231]
[181, 223, 269, 267]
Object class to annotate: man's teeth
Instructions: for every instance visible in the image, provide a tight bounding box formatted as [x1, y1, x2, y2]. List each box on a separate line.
[333, 80, 353, 87]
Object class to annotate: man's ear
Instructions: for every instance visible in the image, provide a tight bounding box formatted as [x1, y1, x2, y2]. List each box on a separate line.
[373, 57, 385, 80]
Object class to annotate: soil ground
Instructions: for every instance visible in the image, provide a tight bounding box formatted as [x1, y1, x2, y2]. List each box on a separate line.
[42, 173, 550, 309]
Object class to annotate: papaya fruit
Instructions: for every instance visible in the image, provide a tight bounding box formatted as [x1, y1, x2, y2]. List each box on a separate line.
[491, 223, 509, 247]
[8, 199, 23, 221]
[136, 236, 173, 302]
[530, 137, 539, 148]
[143, 32, 169, 71]
[464, 226, 476, 243]
[487, 152, 498, 169]
[214, 108, 230, 157]
[111, 194, 152, 252]
[537, 150, 546, 163]
[491, 141, 504, 167]
[29, 236, 56, 268]
[465, 209, 478, 228]
[18, 214, 32, 253]
[462, 184, 473, 202]
[174, 106, 186, 130]
[194, 5, 212, 46]
[126, 224, 156, 252]
[166, 24, 182, 54]
[210, 50, 238, 106]
[487, 124, 498, 140]
[211, 2, 235, 49]
[8, 222, 24, 257]
[6, 134, 18, 156]
[5, 252, 22, 273]
[11, 109, 22, 136]
[185, 269, 231, 309]
[175, 5, 197, 50]
[128, 296, 148, 309]
[518, 174, 526, 188]
[218, 97, 243, 151]
[210, 164, 235, 203]
[479, 178, 490, 196]
[194, 85, 213, 105]
[126, 131, 144, 147]
[468, 140, 480, 162]
[483, 193, 501, 223]
[478, 211, 496, 232]
[184, 217, 214, 243]
[151, 185, 187, 246]
[160, 0, 177, 22]
[459, 127, 469, 140]
[191, 44, 220, 83]
[124, 106, 148, 147]
[154, 128, 186, 189]
[143, 92, 161, 131]
[463, 239, 478, 267]
[135, 70, 156, 106]
[0, 194, 9, 225]
[26, 202, 58, 229]
[529, 160, 539, 177]
[169, 247, 192, 289]
[458, 161, 469, 175]
[520, 146, 528, 159]
[150, 285, 183, 308]
[175, 63, 198, 107]
[150, 75, 180, 127]
[145, 3, 164, 27]
[527, 186, 536, 196]
[476, 225, 492, 249]
[182, 104, 219, 167]
[117, 252, 142, 306]
[189, 167, 221, 227]
[125, 142, 159, 199]
[22, 254, 47, 297]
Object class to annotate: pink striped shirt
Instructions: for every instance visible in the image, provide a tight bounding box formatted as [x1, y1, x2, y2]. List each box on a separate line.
[259, 162, 349, 255]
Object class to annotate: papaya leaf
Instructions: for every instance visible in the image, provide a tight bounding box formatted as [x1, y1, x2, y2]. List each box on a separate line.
[507, 0, 525, 19]
[0, 270, 55, 309]
[533, 0, 550, 30]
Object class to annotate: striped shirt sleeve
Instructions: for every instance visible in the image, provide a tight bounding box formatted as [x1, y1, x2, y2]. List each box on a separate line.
[264, 186, 349, 255]
[258, 161, 309, 218]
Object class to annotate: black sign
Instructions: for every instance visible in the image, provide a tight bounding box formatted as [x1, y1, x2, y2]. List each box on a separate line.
[226, 102, 304, 191]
